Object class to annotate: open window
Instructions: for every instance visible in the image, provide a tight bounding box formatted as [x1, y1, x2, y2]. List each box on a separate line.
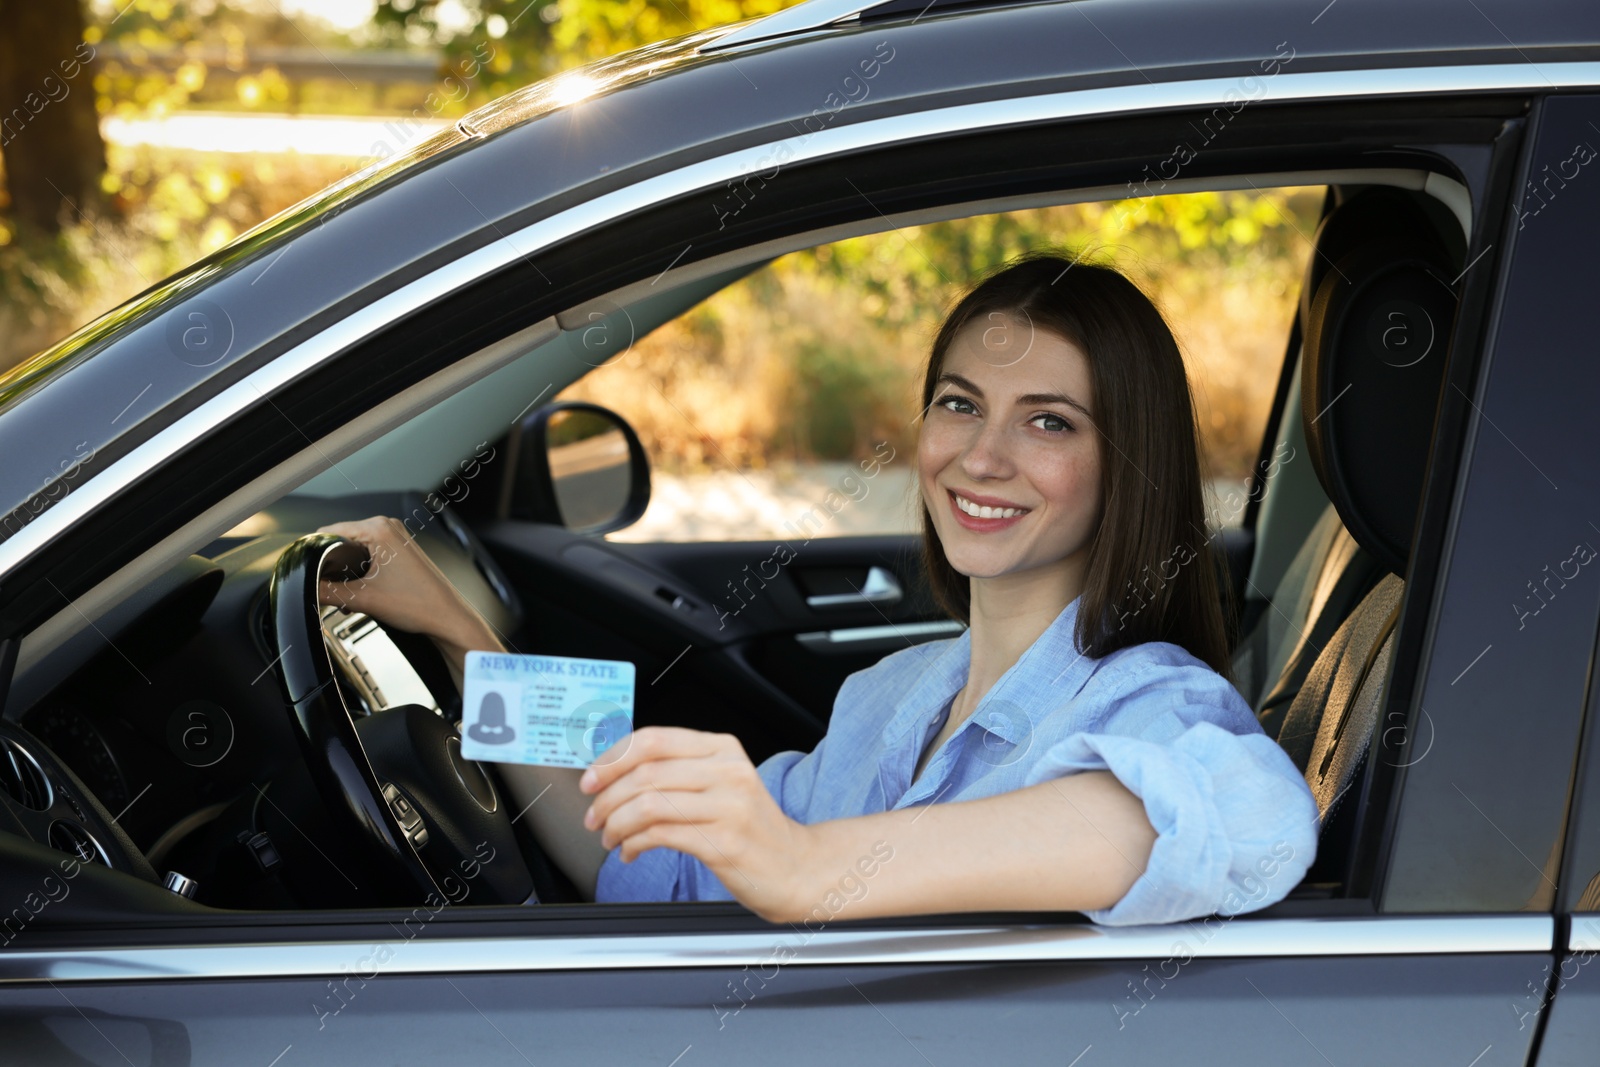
[0, 88, 1507, 931]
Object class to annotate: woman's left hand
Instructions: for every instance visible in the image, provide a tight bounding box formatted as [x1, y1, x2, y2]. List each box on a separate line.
[579, 726, 820, 921]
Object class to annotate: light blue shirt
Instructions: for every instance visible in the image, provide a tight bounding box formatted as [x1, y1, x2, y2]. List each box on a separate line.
[595, 595, 1319, 924]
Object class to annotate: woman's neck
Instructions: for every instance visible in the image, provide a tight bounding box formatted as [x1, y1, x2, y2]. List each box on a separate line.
[960, 558, 1084, 717]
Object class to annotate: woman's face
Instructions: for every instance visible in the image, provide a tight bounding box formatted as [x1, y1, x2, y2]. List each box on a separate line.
[918, 311, 1103, 591]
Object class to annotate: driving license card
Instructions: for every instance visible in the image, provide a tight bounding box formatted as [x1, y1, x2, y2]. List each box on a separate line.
[460, 651, 635, 768]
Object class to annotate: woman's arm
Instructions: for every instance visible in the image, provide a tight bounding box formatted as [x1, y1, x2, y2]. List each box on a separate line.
[317, 517, 613, 896]
[579, 726, 1158, 922]
[802, 771, 1157, 920]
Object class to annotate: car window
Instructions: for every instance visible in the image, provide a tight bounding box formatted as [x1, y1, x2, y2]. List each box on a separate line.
[559, 188, 1320, 544]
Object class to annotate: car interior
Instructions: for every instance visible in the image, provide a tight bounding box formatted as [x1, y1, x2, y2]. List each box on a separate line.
[0, 167, 1470, 922]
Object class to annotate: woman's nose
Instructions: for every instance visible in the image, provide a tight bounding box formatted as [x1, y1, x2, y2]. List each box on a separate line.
[960, 419, 1014, 480]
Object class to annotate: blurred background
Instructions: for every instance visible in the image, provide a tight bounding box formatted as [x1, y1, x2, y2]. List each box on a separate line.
[0, 0, 1318, 540]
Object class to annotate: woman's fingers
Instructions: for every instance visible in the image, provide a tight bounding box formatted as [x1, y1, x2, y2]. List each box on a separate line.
[316, 516, 395, 549]
[314, 517, 396, 609]
[579, 726, 725, 794]
[580, 727, 810, 919]
[317, 578, 361, 612]
[596, 788, 721, 851]
[305, 515, 482, 642]
[583, 753, 721, 830]
[613, 821, 706, 865]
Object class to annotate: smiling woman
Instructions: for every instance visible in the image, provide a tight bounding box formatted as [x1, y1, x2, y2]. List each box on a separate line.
[319, 252, 1319, 925]
[917, 254, 1232, 677]
[271, 251, 1314, 934]
[555, 253, 1319, 924]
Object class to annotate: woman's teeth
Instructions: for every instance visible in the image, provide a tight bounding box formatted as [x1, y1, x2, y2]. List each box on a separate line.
[955, 494, 1025, 520]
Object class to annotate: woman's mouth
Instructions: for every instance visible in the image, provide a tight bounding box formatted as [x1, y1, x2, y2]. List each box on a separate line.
[947, 489, 1030, 532]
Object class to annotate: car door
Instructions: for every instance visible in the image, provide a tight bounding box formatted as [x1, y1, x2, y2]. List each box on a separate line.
[2, 8, 1596, 1066]
[1500, 92, 1600, 1067]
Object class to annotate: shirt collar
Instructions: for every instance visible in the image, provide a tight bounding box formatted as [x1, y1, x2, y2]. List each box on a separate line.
[882, 593, 1099, 747]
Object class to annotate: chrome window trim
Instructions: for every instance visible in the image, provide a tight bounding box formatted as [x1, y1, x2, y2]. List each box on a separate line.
[3, 60, 1592, 587]
[1566, 913, 1600, 951]
[0, 915, 1551, 985]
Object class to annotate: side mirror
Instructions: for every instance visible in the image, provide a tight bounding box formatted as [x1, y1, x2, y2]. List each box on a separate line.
[503, 401, 651, 535]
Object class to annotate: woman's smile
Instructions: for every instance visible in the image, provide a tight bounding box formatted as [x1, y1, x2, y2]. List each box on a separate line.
[946, 487, 1031, 530]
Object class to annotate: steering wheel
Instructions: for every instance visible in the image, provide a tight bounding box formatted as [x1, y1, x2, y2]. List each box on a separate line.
[268, 534, 535, 906]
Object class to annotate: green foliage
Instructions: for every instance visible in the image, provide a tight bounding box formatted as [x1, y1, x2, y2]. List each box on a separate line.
[369, 0, 557, 99]
[544, 0, 791, 65]
[87, 0, 357, 117]
[7, 2, 1319, 487]
[370, 0, 800, 104]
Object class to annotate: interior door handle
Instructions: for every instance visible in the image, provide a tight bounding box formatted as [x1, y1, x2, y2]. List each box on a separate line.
[806, 566, 903, 609]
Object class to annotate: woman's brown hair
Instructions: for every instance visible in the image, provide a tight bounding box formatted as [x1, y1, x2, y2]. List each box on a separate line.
[918, 251, 1233, 677]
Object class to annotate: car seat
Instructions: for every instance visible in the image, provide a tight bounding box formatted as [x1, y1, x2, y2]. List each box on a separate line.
[1267, 188, 1461, 889]
[1231, 188, 1461, 729]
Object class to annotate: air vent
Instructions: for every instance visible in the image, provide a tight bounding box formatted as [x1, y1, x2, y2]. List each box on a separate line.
[48, 821, 110, 866]
[0, 737, 53, 811]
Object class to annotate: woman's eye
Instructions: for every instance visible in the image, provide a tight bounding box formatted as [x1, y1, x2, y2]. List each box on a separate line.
[937, 395, 978, 416]
[1031, 412, 1074, 433]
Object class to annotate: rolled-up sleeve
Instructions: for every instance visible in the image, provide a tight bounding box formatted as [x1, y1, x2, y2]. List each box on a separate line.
[1025, 718, 1318, 925]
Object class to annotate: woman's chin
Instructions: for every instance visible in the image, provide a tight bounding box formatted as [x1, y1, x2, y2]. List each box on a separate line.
[945, 552, 1026, 582]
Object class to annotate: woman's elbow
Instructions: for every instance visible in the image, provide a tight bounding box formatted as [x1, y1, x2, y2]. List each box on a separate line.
[1220, 819, 1318, 916]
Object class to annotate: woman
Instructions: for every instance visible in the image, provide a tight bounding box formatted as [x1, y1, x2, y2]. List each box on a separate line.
[320, 253, 1319, 926]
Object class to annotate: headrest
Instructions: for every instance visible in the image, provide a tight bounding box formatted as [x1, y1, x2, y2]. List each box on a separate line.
[1301, 191, 1459, 577]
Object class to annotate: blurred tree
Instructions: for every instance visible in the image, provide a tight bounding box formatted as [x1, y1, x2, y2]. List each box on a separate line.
[0, 0, 105, 234]
[370, 0, 560, 103]
[544, 0, 793, 66]
[370, 0, 800, 104]
[90, 0, 360, 121]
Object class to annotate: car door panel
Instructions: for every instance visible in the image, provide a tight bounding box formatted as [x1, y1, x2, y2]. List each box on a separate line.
[0, 924, 1553, 1067]
[620, 535, 952, 719]
[1530, 920, 1600, 1067]
[1377, 93, 1600, 914]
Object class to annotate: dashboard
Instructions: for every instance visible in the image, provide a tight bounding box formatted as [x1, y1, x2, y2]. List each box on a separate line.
[0, 491, 522, 909]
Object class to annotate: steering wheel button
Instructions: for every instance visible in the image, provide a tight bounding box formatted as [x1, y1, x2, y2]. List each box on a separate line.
[163, 870, 199, 899]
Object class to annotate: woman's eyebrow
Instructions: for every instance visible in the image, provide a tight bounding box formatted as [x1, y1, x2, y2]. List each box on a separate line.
[1016, 390, 1094, 420]
[935, 371, 983, 398]
[940, 372, 1093, 420]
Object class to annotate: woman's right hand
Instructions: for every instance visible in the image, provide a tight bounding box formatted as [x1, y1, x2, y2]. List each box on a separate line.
[314, 515, 501, 657]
